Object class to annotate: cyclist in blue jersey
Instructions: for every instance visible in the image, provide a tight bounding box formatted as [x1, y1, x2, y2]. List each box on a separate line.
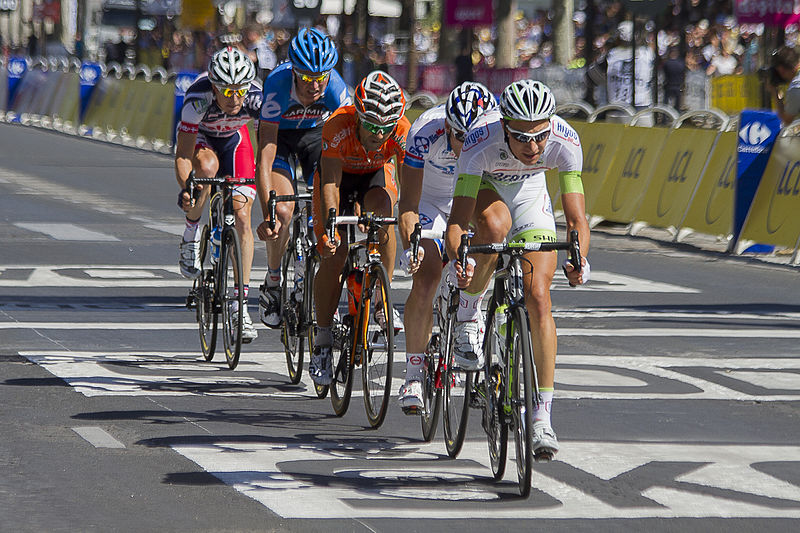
[255, 27, 351, 328]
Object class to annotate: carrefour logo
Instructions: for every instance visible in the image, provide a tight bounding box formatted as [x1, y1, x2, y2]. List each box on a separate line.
[739, 121, 772, 146]
[176, 75, 195, 94]
[80, 66, 99, 83]
[8, 58, 26, 76]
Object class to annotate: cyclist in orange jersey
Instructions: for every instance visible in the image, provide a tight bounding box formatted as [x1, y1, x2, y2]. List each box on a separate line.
[308, 70, 410, 385]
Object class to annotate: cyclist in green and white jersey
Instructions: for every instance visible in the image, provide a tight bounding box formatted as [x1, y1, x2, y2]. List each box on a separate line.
[444, 80, 591, 458]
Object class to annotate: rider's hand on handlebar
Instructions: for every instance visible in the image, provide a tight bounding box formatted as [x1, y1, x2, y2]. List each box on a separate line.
[400, 247, 425, 274]
[563, 257, 590, 286]
[257, 219, 282, 241]
[449, 257, 476, 289]
[319, 232, 339, 258]
[178, 183, 203, 212]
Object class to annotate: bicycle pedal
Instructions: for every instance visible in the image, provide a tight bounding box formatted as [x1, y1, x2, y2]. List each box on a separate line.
[534, 450, 554, 462]
[241, 337, 253, 344]
[185, 294, 196, 309]
[401, 406, 421, 416]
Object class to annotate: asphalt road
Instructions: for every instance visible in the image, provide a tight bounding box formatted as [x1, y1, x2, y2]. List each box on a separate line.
[1, 123, 799, 532]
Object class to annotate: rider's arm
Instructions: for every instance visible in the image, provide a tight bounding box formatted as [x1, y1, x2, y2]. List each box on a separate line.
[320, 155, 343, 231]
[560, 177, 591, 257]
[255, 120, 279, 217]
[174, 129, 197, 189]
[444, 175, 479, 261]
[398, 163, 423, 249]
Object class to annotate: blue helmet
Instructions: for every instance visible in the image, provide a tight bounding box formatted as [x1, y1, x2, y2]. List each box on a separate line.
[288, 27, 338, 73]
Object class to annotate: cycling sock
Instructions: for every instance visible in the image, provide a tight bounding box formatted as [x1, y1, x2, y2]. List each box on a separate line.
[405, 352, 424, 382]
[183, 217, 201, 241]
[315, 326, 332, 347]
[233, 285, 250, 299]
[534, 388, 553, 425]
[457, 287, 489, 321]
[265, 267, 281, 288]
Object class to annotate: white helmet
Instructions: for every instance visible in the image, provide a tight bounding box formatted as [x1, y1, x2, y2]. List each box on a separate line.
[354, 70, 406, 125]
[499, 80, 556, 122]
[445, 82, 497, 133]
[208, 47, 256, 86]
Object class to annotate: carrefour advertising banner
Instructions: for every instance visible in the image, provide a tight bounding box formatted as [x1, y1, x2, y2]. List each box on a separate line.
[734, 110, 782, 240]
[735, 0, 800, 27]
[444, 0, 493, 27]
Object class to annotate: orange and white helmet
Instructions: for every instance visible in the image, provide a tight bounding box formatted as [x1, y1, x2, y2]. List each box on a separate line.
[354, 70, 406, 125]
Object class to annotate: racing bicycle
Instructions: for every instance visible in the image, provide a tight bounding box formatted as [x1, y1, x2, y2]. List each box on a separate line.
[326, 205, 397, 428]
[185, 173, 255, 370]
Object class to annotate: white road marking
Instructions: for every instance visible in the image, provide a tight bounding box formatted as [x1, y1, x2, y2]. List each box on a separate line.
[14, 223, 119, 241]
[71, 426, 126, 448]
[170, 440, 800, 519]
[143, 223, 184, 236]
[0, 265, 697, 293]
[558, 328, 800, 338]
[17, 351, 800, 401]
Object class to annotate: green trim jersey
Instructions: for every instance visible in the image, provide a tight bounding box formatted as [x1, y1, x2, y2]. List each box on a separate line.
[455, 109, 583, 199]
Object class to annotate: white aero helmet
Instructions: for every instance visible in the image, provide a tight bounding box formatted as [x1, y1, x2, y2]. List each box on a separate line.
[354, 70, 406, 125]
[499, 79, 556, 122]
[208, 47, 256, 86]
[445, 81, 497, 133]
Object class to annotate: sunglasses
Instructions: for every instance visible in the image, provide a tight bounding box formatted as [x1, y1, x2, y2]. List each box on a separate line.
[362, 120, 396, 136]
[505, 124, 551, 144]
[295, 71, 330, 83]
[452, 129, 466, 143]
[215, 85, 250, 98]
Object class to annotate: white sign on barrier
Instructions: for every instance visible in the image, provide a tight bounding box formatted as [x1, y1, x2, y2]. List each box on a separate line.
[0, 0, 18, 11]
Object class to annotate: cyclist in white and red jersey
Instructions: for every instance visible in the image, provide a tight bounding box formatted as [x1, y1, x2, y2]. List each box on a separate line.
[176, 47, 262, 341]
[396, 82, 496, 410]
[444, 80, 591, 457]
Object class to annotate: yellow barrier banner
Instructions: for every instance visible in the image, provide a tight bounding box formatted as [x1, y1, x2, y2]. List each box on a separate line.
[114, 79, 150, 134]
[679, 131, 737, 236]
[135, 81, 176, 143]
[590, 125, 669, 223]
[633, 128, 720, 229]
[711, 75, 760, 115]
[570, 121, 625, 212]
[82, 77, 124, 133]
[739, 133, 800, 248]
[49, 72, 81, 125]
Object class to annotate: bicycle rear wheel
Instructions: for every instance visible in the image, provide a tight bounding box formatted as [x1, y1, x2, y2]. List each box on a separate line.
[281, 236, 304, 384]
[482, 301, 508, 480]
[361, 263, 394, 429]
[330, 312, 354, 416]
[442, 296, 472, 458]
[196, 225, 217, 361]
[510, 306, 534, 497]
[420, 335, 442, 442]
[220, 228, 243, 370]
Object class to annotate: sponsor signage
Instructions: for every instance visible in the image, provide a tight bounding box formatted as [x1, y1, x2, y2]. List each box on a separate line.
[444, 0, 493, 27]
[173, 71, 198, 144]
[7, 56, 27, 108]
[79, 62, 103, 120]
[0, 0, 18, 12]
[735, 0, 800, 27]
[734, 109, 782, 244]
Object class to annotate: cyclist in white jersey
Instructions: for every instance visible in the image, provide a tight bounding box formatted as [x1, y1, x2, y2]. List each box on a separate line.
[444, 80, 591, 458]
[397, 82, 496, 410]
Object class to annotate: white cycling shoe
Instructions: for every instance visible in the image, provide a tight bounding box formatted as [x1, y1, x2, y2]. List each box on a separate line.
[179, 238, 201, 279]
[531, 420, 559, 460]
[398, 380, 423, 412]
[452, 315, 485, 371]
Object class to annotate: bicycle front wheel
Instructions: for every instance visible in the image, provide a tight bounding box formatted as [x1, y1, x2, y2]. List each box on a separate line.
[442, 297, 472, 458]
[305, 255, 328, 398]
[281, 238, 304, 384]
[510, 305, 535, 497]
[195, 224, 217, 361]
[361, 263, 394, 429]
[220, 228, 243, 370]
[482, 301, 507, 480]
[420, 335, 442, 442]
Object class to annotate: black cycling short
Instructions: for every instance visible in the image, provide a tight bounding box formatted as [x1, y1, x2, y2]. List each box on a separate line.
[273, 125, 323, 186]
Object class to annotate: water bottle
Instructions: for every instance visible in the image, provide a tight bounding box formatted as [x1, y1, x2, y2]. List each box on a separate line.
[346, 270, 362, 316]
[210, 226, 221, 264]
[494, 303, 508, 344]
